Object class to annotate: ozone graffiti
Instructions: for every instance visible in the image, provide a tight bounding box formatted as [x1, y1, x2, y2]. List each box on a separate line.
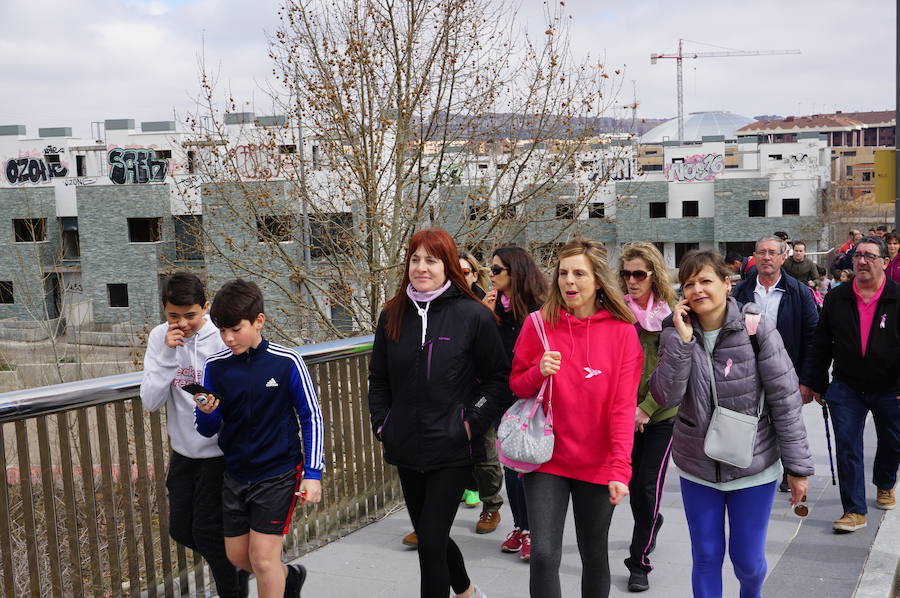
[108, 148, 168, 184]
[665, 154, 724, 182]
[5, 157, 68, 184]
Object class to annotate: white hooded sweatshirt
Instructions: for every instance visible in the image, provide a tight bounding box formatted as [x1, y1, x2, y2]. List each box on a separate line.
[140, 316, 227, 459]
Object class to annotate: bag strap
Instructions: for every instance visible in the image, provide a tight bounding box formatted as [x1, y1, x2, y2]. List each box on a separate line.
[529, 311, 554, 428]
[705, 313, 764, 418]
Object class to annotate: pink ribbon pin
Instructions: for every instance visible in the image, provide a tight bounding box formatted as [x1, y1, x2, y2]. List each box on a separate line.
[880, 314, 886, 329]
[724, 358, 733, 378]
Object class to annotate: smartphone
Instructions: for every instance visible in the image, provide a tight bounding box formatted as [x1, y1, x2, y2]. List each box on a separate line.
[182, 383, 215, 405]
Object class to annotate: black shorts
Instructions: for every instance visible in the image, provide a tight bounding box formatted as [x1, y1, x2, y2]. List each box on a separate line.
[222, 466, 302, 536]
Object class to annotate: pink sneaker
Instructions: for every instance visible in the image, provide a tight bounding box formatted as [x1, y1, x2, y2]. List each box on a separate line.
[520, 531, 531, 562]
[500, 528, 523, 553]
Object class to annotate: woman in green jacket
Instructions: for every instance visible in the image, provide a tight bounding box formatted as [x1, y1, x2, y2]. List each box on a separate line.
[617, 242, 677, 592]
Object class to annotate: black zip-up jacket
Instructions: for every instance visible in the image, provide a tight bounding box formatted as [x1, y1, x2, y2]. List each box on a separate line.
[807, 278, 900, 394]
[368, 285, 512, 471]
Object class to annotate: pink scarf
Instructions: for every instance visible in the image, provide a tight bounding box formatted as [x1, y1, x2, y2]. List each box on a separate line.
[625, 293, 671, 332]
[499, 292, 511, 312]
[406, 280, 451, 303]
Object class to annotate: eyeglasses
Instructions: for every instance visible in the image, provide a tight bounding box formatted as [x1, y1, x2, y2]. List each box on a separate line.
[489, 265, 509, 275]
[619, 269, 650, 281]
[852, 252, 886, 262]
[754, 250, 784, 258]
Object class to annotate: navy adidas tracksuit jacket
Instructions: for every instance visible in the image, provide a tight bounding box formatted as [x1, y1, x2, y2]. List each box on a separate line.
[194, 339, 324, 484]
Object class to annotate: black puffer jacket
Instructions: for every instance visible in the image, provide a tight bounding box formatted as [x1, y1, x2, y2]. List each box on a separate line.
[650, 297, 814, 483]
[368, 285, 511, 471]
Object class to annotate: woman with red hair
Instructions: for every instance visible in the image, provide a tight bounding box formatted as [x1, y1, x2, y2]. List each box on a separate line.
[368, 228, 511, 598]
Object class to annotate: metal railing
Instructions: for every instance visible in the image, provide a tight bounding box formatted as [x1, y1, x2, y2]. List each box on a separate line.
[0, 334, 402, 598]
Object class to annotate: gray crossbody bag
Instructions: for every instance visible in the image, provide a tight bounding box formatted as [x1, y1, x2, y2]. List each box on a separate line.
[702, 314, 764, 469]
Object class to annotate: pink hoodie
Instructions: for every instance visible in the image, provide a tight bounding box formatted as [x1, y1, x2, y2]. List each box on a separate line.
[510, 308, 643, 485]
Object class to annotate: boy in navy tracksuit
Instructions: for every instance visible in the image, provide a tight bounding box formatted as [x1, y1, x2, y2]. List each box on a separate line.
[194, 279, 324, 598]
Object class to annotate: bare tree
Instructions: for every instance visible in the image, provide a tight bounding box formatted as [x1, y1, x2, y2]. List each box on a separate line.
[185, 0, 629, 342]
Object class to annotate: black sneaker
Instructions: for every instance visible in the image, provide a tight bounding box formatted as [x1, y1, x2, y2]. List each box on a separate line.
[628, 569, 649, 592]
[284, 563, 307, 598]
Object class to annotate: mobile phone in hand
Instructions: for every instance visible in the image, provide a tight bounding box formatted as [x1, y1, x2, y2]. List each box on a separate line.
[182, 383, 215, 405]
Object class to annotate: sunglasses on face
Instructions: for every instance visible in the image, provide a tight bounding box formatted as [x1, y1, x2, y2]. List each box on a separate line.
[489, 265, 509, 275]
[619, 269, 650, 282]
[460, 268, 472, 275]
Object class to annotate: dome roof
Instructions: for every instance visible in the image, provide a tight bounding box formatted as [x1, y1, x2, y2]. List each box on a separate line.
[640, 111, 755, 143]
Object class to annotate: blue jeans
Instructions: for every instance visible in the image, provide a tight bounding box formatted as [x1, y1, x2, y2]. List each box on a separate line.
[825, 378, 900, 514]
[680, 478, 776, 598]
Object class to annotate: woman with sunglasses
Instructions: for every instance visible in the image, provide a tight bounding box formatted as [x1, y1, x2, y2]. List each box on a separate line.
[461, 251, 490, 300]
[650, 250, 813, 598]
[510, 238, 643, 598]
[616, 242, 676, 593]
[368, 228, 511, 598]
[483, 246, 548, 562]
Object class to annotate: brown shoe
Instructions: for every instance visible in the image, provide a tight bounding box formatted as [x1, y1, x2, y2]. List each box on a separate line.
[876, 488, 896, 510]
[833, 512, 867, 533]
[402, 531, 418, 547]
[476, 510, 501, 534]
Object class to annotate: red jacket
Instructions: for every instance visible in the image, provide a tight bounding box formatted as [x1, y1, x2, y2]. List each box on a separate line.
[510, 308, 643, 485]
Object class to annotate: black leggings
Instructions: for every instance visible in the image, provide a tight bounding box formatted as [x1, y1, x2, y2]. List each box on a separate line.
[524, 472, 616, 598]
[397, 466, 472, 598]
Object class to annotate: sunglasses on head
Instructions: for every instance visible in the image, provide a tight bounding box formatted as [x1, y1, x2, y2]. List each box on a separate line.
[489, 265, 509, 275]
[619, 269, 650, 282]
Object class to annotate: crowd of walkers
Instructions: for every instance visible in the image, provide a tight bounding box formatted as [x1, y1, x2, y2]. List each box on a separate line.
[139, 223, 897, 598]
[367, 227, 898, 598]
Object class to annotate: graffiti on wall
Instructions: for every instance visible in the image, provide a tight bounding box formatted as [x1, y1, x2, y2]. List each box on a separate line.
[43, 145, 65, 155]
[108, 148, 168, 184]
[784, 154, 817, 171]
[5, 157, 68, 184]
[665, 154, 724, 182]
[589, 158, 634, 182]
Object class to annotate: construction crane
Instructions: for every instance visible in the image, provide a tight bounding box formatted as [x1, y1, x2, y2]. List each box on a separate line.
[650, 39, 800, 141]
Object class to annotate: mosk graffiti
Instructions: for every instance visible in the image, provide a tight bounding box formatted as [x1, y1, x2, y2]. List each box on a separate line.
[5, 157, 68, 185]
[108, 148, 168, 184]
[665, 154, 724, 182]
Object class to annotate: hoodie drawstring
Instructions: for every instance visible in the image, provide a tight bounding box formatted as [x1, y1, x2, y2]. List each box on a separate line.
[411, 299, 431, 347]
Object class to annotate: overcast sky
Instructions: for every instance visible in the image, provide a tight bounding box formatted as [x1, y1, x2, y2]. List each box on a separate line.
[0, 0, 893, 138]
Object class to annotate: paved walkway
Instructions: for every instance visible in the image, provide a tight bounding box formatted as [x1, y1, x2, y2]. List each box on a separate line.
[258, 406, 897, 597]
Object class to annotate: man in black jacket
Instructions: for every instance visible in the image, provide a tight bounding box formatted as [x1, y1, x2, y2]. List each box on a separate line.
[804, 236, 900, 533]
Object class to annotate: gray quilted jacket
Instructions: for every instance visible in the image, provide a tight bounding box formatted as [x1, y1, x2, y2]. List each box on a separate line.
[649, 297, 814, 483]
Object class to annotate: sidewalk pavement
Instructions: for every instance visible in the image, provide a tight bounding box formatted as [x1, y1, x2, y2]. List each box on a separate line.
[256, 405, 898, 597]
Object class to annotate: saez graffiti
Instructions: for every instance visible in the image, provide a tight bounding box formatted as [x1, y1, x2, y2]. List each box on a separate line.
[5, 157, 68, 184]
[664, 153, 724, 182]
[108, 148, 168, 184]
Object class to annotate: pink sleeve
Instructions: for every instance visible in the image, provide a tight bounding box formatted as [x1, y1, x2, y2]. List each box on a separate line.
[510, 315, 547, 399]
[607, 327, 644, 485]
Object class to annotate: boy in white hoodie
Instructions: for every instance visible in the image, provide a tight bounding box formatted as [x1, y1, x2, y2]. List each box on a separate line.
[141, 272, 247, 598]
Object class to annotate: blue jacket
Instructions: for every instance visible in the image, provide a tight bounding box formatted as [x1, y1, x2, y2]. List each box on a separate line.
[732, 271, 819, 385]
[195, 339, 324, 483]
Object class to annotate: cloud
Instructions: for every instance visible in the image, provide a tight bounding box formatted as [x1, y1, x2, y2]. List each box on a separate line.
[0, 0, 892, 137]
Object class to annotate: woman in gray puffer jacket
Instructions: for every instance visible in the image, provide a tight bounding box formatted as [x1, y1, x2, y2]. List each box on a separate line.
[650, 250, 813, 598]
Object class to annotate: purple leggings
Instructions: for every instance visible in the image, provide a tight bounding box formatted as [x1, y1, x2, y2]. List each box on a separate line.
[680, 477, 777, 598]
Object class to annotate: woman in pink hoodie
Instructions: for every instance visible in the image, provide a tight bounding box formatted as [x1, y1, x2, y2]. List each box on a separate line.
[510, 238, 643, 598]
